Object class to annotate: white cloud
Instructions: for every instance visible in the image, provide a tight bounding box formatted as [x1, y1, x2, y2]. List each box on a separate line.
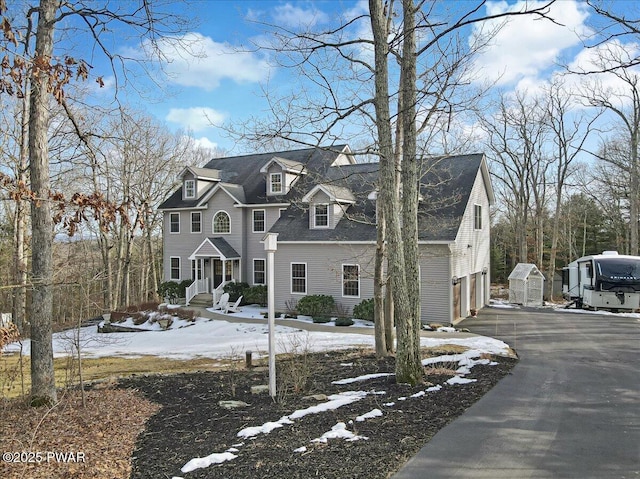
[470, 0, 590, 86]
[192, 136, 219, 151]
[154, 32, 272, 90]
[272, 3, 329, 28]
[166, 107, 227, 131]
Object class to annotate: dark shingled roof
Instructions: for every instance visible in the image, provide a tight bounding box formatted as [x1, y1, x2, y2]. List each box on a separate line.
[271, 153, 484, 242]
[158, 145, 350, 209]
[158, 146, 485, 243]
[209, 237, 241, 260]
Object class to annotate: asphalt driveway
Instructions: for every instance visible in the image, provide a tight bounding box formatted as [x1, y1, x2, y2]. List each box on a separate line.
[392, 306, 640, 479]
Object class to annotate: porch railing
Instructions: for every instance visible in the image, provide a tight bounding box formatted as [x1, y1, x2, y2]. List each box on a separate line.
[185, 278, 210, 306]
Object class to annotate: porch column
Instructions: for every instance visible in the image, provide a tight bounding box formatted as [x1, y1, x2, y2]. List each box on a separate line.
[222, 259, 226, 285]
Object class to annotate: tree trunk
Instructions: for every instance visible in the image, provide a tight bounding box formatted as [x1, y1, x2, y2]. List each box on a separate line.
[373, 202, 388, 357]
[29, 0, 60, 406]
[395, 0, 423, 386]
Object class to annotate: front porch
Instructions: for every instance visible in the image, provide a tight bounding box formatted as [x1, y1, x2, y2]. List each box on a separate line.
[186, 237, 242, 306]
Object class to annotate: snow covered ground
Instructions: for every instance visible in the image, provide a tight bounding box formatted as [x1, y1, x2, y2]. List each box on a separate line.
[2, 305, 516, 478]
[3, 310, 512, 360]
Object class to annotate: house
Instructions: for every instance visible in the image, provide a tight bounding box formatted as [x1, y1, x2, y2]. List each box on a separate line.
[157, 145, 494, 324]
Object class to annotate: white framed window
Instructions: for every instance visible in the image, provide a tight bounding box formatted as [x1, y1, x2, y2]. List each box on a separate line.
[169, 212, 180, 233]
[253, 259, 266, 285]
[191, 211, 202, 233]
[191, 259, 202, 280]
[342, 264, 360, 297]
[291, 262, 307, 294]
[213, 211, 231, 234]
[253, 209, 266, 233]
[184, 179, 196, 199]
[474, 204, 482, 230]
[170, 257, 181, 280]
[314, 204, 329, 228]
[270, 173, 283, 194]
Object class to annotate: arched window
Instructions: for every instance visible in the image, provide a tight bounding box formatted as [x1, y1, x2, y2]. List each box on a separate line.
[213, 211, 230, 234]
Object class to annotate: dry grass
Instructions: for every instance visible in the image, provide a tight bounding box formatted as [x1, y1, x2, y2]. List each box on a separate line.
[1, 353, 238, 400]
[421, 344, 470, 355]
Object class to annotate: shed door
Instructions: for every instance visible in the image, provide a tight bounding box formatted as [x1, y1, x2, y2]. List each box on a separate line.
[470, 274, 477, 310]
[453, 282, 461, 321]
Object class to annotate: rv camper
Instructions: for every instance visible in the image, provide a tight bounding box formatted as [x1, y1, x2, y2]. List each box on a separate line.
[562, 251, 640, 311]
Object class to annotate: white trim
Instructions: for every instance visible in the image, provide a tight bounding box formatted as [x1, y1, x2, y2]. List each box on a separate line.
[169, 212, 180, 234]
[253, 258, 266, 285]
[313, 204, 330, 229]
[234, 202, 290, 208]
[342, 263, 360, 298]
[190, 211, 202, 234]
[252, 209, 266, 233]
[473, 203, 482, 230]
[302, 184, 356, 204]
[212, 210, 231, 234]
[195, 183, 246, 209]
[169, 256, 181, 281]
[291, 262, 307, 295]
[270, 172, 283, 194]
[184, 179, 196, 199]
[158, 205, 208, 212]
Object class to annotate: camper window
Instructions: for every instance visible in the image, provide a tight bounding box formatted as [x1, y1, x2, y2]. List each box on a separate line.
[585, 263, 592, 278]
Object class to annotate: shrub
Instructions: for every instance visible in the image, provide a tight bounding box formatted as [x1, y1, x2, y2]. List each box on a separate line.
[335, 317, 354, 327]
[178, 279, 193, 298]
[244, 285, 267, 306]
[158, 281, 181, 304]
[353, 298, 374, 321]
[224, 282, 250, 303]
[297, 295, 335, 317]
[312, 316, 331, 324]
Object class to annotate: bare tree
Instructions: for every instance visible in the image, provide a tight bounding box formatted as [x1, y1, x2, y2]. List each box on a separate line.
[1, 0, 191, 406]
[236, 0, 556, 383]
[578, 52, 640, 255]
[480, 91, 552, 265]
[543, 79, 599, 297]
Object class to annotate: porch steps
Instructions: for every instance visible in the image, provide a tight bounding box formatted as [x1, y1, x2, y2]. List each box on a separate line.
[187, 293, 213, 308]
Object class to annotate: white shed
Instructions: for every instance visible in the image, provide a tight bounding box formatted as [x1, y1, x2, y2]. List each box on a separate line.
[508, 263, 545, 307]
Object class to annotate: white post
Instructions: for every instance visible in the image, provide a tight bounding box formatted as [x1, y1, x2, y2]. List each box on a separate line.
[263, 232, 278, 399]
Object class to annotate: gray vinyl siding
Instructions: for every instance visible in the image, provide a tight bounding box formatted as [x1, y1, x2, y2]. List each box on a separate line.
[244, 206, 285, 281]
[273, 243, 376, 315]
[418, 245, 452, 324]
[162, 188, 245, 282]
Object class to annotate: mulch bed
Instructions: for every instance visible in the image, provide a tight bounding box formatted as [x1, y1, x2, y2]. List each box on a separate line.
[121, 349, 517, 479]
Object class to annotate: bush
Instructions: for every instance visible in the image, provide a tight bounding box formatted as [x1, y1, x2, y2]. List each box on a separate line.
[312, 316, 331, 324]
[335, 317, 354, 327]
[297, 295, 335, 317]
[353, 298, 374, 321]
[178, 279, 193, 298]
[245, 285, 267, 306]
[158, 281, 181, 304]
[224, 282, 250, 303]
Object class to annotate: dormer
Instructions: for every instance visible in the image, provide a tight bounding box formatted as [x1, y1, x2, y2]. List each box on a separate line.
[302, 184, 355, 229]
[260, 157, 307, 196]
[180, 166, 221, 201]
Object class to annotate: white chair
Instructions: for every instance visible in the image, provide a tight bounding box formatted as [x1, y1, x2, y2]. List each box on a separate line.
[213, 292, 230, 311]
[225, 296, 243, 314]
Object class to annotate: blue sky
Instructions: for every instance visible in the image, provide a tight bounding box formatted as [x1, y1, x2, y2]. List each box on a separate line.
[68, 0, 637, 154]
